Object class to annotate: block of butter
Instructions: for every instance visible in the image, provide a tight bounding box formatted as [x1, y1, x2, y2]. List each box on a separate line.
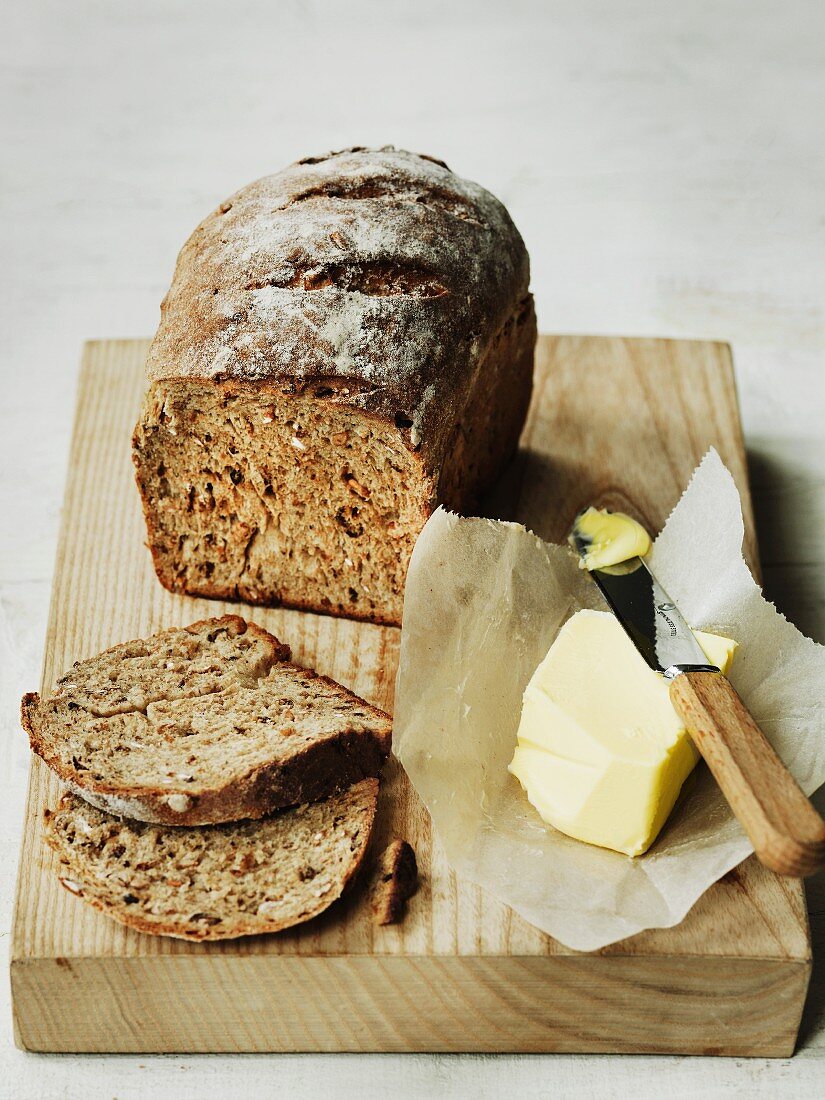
[508, 609, 738, 857]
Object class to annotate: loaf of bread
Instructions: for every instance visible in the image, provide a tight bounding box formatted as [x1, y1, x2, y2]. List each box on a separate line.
[23, 615, 391, 824]
[45, 781, 378, 940]
[133, 146, 536, 625]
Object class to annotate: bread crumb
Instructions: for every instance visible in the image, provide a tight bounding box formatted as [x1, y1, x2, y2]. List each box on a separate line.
[371, 839, 418, 925]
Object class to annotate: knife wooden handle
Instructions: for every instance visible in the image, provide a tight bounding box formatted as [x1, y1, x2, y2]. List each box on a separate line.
[669, 669, 825, 877]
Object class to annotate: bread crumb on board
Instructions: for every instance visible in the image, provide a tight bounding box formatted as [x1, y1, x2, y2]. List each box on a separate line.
[371, 839, 418, 925]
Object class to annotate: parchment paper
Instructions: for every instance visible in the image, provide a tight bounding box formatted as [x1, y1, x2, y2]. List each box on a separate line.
[394, 450, 825, 950]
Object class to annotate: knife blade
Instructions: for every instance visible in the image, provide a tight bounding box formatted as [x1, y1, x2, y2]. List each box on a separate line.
[567, 548, 717, 679]
[569, 507, 825, 877]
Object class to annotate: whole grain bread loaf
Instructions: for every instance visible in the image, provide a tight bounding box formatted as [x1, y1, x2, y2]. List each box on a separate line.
[45, 780, 378, 940]
[23, 615, 391, 825]
[133, 146, 536, 625]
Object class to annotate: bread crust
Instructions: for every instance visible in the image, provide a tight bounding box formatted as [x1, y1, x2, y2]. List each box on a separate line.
[23, 616, 392, 825]
[143, 146, 531, 454]
[133, 147, 536, 625]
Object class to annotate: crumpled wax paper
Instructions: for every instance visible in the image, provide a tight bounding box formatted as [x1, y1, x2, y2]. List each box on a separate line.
[393, 450, 825, 951]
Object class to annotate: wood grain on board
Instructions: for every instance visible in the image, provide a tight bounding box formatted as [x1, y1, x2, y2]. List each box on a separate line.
[11, 337, 811, 1055]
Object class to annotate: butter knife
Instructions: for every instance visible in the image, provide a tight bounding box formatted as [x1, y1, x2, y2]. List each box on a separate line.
[569, 518, 825, 877]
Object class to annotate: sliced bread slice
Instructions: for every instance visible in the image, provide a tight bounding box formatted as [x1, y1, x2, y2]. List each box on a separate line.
[23, 615, 392, 824]
[44, 780, 378, 940]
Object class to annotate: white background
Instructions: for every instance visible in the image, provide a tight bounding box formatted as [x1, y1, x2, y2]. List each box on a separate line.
[3, 1, 825, 1096]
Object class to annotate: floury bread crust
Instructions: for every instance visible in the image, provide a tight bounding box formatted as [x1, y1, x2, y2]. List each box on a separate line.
[44, 781, 379, 941]
[133, 147, 536, 625]
[23, 616, 391, 825]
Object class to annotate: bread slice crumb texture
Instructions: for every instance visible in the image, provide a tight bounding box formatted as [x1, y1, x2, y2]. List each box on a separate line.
[44, 780, 378, 941]
[23, 616, 391, 824]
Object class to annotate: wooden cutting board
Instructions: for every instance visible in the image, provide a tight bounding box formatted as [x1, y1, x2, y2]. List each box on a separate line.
[11, 336, 811, 1056]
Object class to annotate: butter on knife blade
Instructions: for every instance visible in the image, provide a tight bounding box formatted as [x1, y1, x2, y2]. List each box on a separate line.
[570, 507, 651, 571]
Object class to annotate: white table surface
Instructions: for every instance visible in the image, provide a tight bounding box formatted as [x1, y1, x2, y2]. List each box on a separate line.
[3, 1, 825, 1096]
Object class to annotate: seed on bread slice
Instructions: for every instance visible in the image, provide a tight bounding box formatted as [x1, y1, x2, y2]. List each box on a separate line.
[44, 780, 378, 941]
[23, 615, 392, 825]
